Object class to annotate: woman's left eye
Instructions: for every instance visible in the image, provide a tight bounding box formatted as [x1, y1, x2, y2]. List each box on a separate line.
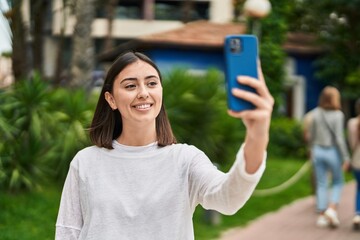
[148, 81, 158, 87]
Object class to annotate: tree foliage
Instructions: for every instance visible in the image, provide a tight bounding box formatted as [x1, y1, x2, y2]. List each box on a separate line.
[0, 74, 94, 191]
[287, 0, 360, 98]
[0, 73, 55, 190]
[233, 0, 295, 114]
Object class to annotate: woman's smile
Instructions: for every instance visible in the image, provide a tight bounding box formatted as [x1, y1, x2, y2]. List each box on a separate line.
[133, 103, 153, 110]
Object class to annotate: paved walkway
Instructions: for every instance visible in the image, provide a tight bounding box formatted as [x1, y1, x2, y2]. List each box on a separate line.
[219, 181, 359, 240]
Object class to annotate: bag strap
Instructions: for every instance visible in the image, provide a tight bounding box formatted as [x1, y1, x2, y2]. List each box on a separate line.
[319, 109, 338, 145]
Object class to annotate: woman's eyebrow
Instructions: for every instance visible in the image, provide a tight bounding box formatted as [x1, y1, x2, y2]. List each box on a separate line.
[145, 75, 159, 80]
[120, 77, 137, 84]
[120, 75, 159, 84]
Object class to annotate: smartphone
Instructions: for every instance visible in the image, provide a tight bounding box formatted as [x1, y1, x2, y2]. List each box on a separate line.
[224, 34, 259, 111]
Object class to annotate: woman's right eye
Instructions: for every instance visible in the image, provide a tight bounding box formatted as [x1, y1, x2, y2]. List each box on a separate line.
[125, 84, 136, 89]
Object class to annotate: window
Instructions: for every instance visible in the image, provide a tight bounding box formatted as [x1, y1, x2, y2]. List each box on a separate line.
[155, 1, 210, 21]
[96, 0, 142, 19]
[96, 0, 210, 21]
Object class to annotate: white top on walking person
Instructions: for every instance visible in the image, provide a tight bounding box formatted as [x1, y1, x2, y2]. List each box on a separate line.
[55, 51, 274, 240]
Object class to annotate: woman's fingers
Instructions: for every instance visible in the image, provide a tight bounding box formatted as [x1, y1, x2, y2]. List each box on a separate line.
[232, 62, 274, 110]
[235, 76, 272, 103]
[228, 61, 274, 139]
[231, 87, 273, 110]
[228, 61, 274, 123]
[228, 108, 271, 120]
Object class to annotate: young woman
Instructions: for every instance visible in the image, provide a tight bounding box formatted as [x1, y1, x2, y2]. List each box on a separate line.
[55, 51, 274, 240]
[347, 98, 360, 230]
[309, 86, 350, 228]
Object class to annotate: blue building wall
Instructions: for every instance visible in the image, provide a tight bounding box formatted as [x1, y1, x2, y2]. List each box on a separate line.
[292, 54, 325, 112]
[145, 49, 225, 75]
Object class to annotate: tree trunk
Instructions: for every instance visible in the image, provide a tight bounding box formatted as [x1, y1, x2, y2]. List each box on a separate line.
[7, 0, 29, 80]
[53, 28, 66, 86]
[102, 0, 120, 53]
[31, 0, 49, 76]
[53, 1, 68, 86]
[69, 0, 96, 88]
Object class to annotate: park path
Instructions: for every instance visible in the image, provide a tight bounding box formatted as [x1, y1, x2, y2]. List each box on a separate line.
[219, 181, 359, 240]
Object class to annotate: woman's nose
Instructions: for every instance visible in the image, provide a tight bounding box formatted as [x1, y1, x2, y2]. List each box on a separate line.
[137, 86, 149, 99]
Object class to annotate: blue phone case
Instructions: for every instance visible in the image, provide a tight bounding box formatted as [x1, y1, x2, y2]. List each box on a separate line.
[224, 35, 259, 111]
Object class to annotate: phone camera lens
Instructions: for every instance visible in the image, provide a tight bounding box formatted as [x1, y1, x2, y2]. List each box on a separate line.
[230, 38, 241, 53]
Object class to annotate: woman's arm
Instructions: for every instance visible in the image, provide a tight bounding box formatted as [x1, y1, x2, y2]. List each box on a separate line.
[189, 62, 271, 215]
[189, 145, 265, 215]
[227, 62, 274, 174]
[348, 118, 358, 151]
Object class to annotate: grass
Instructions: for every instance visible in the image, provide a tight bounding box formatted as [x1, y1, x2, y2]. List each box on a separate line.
[0, 157, 351, 240]
[0, 184, 62, 240]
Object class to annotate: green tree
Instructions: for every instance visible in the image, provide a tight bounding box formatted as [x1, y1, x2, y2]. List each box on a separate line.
[235, 0, 295, 114]
[287, 0, 360, 98]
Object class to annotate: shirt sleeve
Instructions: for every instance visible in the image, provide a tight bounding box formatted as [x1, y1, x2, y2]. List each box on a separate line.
[188, 144, 266, 215]
[55, 161, 83, 240]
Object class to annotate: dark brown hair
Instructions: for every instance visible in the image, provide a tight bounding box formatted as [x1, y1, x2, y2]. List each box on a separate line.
[89, 51, 177, 149]
[318, 86, 341, 110]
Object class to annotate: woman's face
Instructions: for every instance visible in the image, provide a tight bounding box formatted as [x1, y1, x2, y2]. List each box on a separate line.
[105, 60, 163, 127]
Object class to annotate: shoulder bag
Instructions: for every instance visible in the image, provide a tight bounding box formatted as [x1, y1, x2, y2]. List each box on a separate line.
[319, 110, 343, 161]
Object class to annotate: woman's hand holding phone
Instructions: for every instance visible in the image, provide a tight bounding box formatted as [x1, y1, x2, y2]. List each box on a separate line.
[224, 34, 274, 173]
[228, 62, 274, 174]
[227, 62, 274, 138]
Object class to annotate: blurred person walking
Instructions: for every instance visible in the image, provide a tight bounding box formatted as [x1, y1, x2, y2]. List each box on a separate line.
[347, 98, 360, 230]
[308, 86, 350, 228]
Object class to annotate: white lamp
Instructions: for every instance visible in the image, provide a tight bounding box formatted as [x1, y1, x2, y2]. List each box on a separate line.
[243, 0, 272, 39]
[244, 0, 272, 19]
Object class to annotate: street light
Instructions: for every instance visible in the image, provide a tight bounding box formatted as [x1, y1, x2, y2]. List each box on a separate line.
[243, 0, 272, 39]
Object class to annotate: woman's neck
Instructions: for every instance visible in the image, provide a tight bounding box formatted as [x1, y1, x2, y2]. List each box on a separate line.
[117, 122, 157, 146]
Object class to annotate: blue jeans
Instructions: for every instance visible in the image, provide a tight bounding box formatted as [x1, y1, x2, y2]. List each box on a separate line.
[354, 169, 360, 215]
[312, 145, 344, 212]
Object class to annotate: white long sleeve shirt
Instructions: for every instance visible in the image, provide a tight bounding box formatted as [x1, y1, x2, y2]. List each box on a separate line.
[55, 141, 266, 240]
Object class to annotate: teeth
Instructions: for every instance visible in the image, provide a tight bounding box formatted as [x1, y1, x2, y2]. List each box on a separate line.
[135, 104, 151, 109]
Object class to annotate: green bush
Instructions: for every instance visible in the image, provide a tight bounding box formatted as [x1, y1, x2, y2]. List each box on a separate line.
[0, 74, 95, 191]
[0, 74, 56, 191]
[163, 68, 245, 167]
[268, 117, 307, 159]
[48, 88, 94, 181]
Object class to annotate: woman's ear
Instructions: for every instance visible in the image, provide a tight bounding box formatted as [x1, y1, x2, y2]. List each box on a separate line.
[105, 91, 117, 110]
